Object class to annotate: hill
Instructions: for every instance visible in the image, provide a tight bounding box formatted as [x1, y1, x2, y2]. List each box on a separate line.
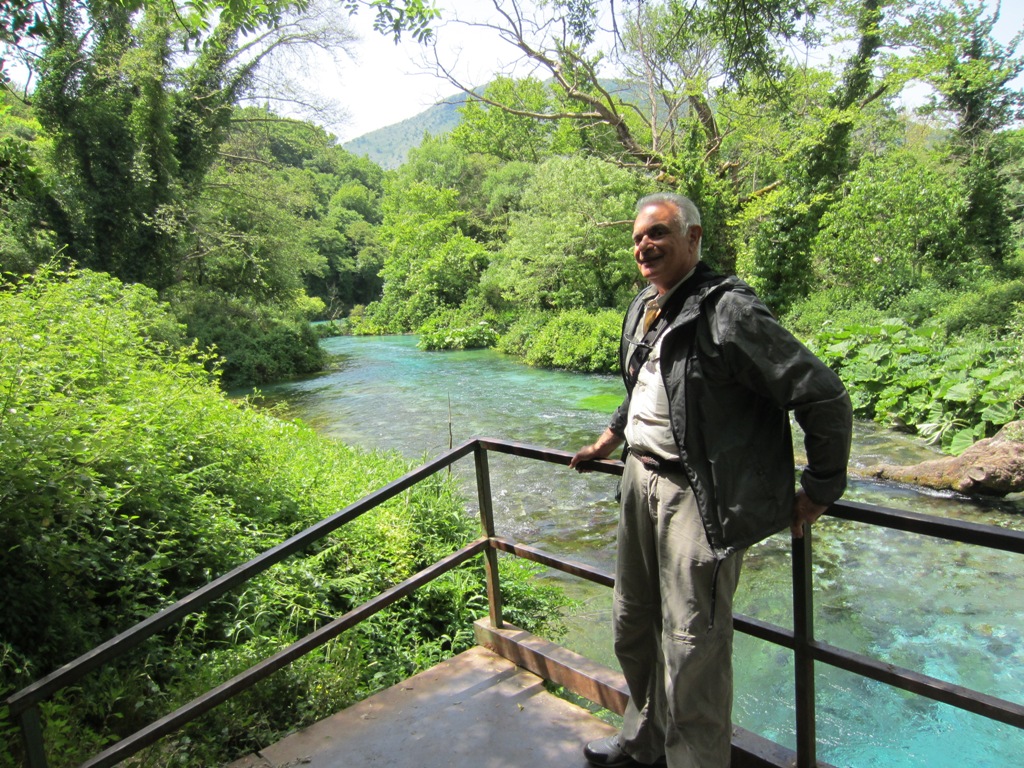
[340, 79, 644, 170]
[343, 92, 470, 169]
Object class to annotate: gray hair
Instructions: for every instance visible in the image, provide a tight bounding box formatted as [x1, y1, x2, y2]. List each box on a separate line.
[636, 192, 702, 256]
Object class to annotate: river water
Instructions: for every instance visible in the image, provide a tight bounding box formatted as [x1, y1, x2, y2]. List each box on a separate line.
[252, 335, 1024, 768]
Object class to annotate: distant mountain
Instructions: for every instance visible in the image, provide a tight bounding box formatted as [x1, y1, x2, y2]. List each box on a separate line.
[341, 79, 645, 170]
[343, 91, 472, 169]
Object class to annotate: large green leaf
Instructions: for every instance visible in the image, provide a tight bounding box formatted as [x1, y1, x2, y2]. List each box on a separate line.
[981, 401, 1016, 426]
[948, 428, 976, 456]
[943, 381, 975, 402]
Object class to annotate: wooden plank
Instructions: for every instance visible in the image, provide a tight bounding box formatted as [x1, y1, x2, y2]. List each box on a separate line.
[474, 618, 629, 715]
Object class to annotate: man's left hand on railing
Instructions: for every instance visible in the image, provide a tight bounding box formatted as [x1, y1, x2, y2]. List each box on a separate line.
[791, 489, 828, 539]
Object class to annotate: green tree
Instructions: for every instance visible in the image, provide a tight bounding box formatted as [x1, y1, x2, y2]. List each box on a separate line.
[450, 76, 577, 163]
[904, 0, 1024, 265]
[208, 107, 386, 317]
[11, 2, 378, 385]
[0, 90, 63, 273]
[28, 1, 356, 289]
[737, 0, 890, 312]
[392, 133, 500, 240]
[483, 155, 650, 312]
[358, 175, 488, 332]
[811, 147, 965, 305]
[425, 0, 891, 301]
[32, 2, 185, 287]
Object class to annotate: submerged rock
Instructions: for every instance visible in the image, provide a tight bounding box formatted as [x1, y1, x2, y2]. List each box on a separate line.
[869, 421, 1024, 496]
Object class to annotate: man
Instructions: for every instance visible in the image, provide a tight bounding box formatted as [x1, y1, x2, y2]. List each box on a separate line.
[569, 193, 852, 767]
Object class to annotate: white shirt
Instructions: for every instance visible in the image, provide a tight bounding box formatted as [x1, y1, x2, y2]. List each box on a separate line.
[623, 268, 697, 461]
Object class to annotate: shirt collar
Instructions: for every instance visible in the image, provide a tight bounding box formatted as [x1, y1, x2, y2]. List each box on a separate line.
[651, 264, 699, 309]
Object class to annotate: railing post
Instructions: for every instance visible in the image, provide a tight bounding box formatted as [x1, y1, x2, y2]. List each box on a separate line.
[474, 442, 504, 628]
[18, 704, 48, 768]
[792, 525, 817, 768]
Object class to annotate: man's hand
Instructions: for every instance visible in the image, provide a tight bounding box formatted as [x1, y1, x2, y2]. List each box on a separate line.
[568, 428, 623, 472]
[791, 489, 828, 538]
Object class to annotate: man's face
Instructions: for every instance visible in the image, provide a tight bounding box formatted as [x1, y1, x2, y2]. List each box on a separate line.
[632, 202, 702, 294]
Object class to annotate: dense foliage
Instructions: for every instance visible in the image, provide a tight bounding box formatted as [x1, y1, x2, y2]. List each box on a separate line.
[0, 0, 1022, 763]
[0, 267, 567, 765]
[811, 318, 1024, 453]
[0, 1, 386, 388]
[4, 0, 1022, 446]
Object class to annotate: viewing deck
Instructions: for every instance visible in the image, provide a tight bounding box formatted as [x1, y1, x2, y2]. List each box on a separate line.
[228, 620, 810, 768]
[228, 645, 613, 768]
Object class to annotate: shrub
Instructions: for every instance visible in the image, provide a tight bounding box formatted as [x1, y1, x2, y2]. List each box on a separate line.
[522, 309, 621, 373]
[810, 150, 966, 306]
[164, 284, 327, 388]
[812, 319, 1024, 454]
[496, 311, 553, 358]
[0, 266, 567, 766]
[417, 307, 499, 350]
[782, 289, 886, 339]
[934, 277, 1024, 335]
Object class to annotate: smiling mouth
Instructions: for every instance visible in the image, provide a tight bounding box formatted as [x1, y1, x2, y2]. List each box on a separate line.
[637, 253, 663, 266]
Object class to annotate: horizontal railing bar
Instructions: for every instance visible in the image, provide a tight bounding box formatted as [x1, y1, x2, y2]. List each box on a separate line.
[734, 613, 796, 649]
[476, 438, 624, 477]
[485, 539, 803, 650]
[810, 639, 1024, 729]
[829, 499, 1024, 554]
[490, 537, 615, 588]
[6, 440, 478, 715]
[77, 538, 490, 768]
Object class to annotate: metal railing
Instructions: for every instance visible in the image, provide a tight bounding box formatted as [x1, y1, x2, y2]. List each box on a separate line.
[5, 437, 1024, 767]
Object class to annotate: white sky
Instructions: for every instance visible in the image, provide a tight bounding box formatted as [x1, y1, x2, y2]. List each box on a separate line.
[321, 0, 1024, 144]
[321, 0, 542, 142]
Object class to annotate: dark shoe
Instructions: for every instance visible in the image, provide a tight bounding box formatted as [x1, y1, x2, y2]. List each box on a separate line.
[583, 735, 640, 767]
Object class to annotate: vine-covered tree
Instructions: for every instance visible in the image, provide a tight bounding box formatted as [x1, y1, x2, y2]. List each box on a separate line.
[904, 0, 1024, 265]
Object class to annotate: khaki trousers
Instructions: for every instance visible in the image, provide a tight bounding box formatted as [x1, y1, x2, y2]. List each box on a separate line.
[614, 454, 744, 767]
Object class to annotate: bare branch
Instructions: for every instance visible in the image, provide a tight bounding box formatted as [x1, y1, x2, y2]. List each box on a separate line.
[425, 0, 665, 172]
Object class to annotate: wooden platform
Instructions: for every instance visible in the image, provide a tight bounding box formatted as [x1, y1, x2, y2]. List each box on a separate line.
[228, 644, 618, 768]
[228, 620, 815, 768]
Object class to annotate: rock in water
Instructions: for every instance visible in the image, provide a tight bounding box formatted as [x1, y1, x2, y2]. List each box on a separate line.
[870, 421, 1024, 496]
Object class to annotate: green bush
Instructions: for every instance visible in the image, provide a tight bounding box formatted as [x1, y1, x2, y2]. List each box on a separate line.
[933, 277, 1024, 335]
[164, 284, 327, 388]
[522, 309, 621, 373]
[495, 310, 622, 373]
[812, 319, 1024, 454]
[810, 150, 966, 305]
[346, 301, 399, 336]
[782, 289, 887, 339]
[734, 185, 825, 314]
[496, 311, 553, 358]
[0, 267, 567, 766]
[418, 307, 499, 350]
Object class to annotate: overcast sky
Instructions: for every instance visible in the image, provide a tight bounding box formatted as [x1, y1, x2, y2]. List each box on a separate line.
[319, 0, 537, 143]
[321, 0, 1024, 145]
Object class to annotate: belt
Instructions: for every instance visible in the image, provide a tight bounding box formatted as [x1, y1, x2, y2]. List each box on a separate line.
[628, 447, 684, 473]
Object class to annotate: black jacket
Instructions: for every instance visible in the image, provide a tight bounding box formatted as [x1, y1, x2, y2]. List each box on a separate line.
[610, 268, 853, 557]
